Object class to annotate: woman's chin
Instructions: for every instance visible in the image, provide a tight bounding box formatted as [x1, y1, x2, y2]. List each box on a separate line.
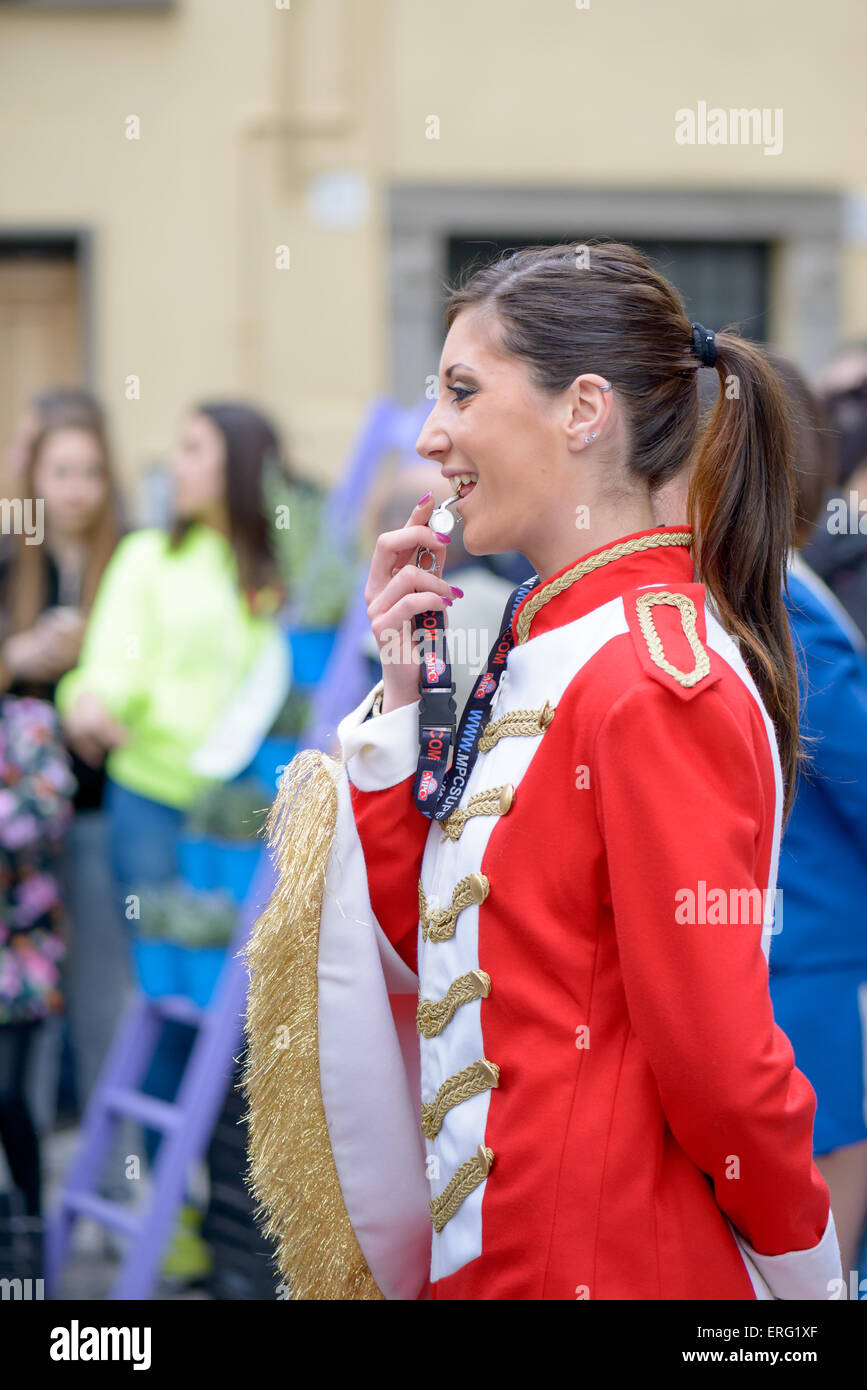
[457, 491, 512, 557]
[458, 515, 497, 558]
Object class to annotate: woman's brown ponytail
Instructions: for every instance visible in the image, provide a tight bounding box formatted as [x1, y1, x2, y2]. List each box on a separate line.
[687, 330, 800, 821]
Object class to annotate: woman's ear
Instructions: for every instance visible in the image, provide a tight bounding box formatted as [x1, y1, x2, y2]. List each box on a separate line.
[562, 375, 612, 455]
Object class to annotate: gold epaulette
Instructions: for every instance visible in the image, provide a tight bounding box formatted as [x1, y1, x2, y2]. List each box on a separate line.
[632, 589, 713, 693]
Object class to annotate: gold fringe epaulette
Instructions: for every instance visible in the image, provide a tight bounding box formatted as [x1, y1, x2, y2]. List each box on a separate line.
[239, 748, 385, 1300]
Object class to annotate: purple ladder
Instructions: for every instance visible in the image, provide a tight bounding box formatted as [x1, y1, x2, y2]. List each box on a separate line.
[44, 848, 275, 1300]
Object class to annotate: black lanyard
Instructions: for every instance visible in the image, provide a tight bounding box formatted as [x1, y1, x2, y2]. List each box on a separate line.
[411, 572, 538, 820]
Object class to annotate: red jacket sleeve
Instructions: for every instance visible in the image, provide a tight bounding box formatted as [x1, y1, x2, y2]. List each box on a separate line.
[338, 686, 430, 975]
[592, 679, 831, 1258]
[349, 777, 430, 975]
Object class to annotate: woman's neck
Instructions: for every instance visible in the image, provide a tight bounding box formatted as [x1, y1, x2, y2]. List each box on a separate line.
[524, 492, 658, 582]
[46, 529, 86, 575]
[195, 501, 231, 538]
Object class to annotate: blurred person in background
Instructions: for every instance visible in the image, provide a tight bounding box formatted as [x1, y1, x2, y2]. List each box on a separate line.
[0, 408, 124, 1156]
[764, 349, 867, 1291]
[4, 388, 107, 485]
[360, 458, 515, 718]
[56, 400, 290, 1282]
[801, 346, 867, 638]
[0, 694, 76, 1263]
[690, 351, 867, 1290]
[0, 406, 121, 732]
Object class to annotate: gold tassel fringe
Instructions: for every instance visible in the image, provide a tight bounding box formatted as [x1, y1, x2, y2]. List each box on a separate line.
[238, 748, 385, 1300]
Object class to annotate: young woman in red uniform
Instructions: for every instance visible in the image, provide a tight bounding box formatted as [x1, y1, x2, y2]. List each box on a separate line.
[244, 240, 842, 1300]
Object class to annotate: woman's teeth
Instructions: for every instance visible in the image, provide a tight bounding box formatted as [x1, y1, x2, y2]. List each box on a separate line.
[453, 473, 478, 499]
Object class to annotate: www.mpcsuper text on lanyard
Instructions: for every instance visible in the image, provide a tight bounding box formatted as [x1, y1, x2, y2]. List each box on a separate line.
[411, 494, 537, 821]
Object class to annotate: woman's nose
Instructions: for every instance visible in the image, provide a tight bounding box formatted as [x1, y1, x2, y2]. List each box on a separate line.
[415, 400, 449, 461]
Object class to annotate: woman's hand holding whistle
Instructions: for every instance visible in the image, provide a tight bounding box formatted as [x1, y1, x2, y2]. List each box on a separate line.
[363, 491, 464, 714]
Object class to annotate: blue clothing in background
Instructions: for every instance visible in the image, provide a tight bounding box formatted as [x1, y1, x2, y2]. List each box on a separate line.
[105, 777, 194, 1167]
[769, 554, 867, 1154]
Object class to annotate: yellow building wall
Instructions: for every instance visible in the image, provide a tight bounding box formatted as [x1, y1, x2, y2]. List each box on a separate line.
[0, 0, 864, 492]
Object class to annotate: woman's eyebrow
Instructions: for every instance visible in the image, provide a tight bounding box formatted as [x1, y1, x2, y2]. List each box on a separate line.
[443, 363, 476, 379]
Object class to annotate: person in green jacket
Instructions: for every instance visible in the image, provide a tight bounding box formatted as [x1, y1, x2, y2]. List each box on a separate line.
[57, 404, 289, 805]
[56, 400, 291, 1280]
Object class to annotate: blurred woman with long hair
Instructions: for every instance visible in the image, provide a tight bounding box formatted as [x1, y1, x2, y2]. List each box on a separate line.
[0, 410, 121, 1232]
[1, 413, 121, 693]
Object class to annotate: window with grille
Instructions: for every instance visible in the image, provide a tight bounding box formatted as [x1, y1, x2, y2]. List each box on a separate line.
[446, 236, 770, 343]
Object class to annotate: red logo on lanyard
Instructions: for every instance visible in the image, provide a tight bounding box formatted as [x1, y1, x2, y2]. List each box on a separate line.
[418, 770, 438, 800]
[474, 671, 496, 698]
[424, 654, 446, 683]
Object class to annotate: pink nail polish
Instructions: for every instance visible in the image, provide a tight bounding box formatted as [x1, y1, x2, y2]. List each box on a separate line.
[444, 596, 453, 606]
[417, 490, 432, 505]
[450, 585, 464, 597]
[435, 531, 451, 543]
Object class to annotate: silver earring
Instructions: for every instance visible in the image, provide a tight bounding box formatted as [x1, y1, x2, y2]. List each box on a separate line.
[584, 431, 598, 444]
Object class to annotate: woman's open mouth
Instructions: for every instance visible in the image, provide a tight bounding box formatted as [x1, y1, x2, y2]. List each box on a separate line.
[452, 472, 478, 503]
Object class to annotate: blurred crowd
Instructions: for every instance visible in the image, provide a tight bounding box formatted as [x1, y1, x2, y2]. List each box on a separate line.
[1, 332, 867, 1296]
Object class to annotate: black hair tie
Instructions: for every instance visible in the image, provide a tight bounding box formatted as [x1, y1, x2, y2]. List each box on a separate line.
[691, 322, 717, 368]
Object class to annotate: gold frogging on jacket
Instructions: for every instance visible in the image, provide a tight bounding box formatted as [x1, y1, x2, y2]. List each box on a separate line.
[421, 1058, 501, 1140]
[478, 702, 555, 752]
[440, 783, 515, 842]
[417, 968, 491, 1038]
[418, 871, 489, 943]
[430, 1146, 495, 1234]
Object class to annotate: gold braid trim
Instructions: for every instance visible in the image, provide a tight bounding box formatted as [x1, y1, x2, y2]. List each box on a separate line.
[515, 530, 694, 644]
[418, 871, 489, 943]
[440, 785, 512, 842]
[430, 1146, 495, 1234]
[421, 1058, 500, 1140]
[478, 702, 555, 753]
[239, 749, 384, 1301]
[417, 969, 491, 1038]
[635, 590, 710, 688]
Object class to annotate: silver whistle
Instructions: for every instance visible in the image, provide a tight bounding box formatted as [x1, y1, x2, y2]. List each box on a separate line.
[416, 490, 464, 573]
[429, 491, 464, 537]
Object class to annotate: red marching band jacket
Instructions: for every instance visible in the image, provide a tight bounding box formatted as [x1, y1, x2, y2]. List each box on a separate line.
[277, 525, 843, 1300]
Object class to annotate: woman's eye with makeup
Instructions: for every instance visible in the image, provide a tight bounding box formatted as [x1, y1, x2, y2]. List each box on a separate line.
[449, 385, 476, 404]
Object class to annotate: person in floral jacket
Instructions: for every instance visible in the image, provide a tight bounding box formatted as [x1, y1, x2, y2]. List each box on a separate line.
[0, 695, 75, 1219]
